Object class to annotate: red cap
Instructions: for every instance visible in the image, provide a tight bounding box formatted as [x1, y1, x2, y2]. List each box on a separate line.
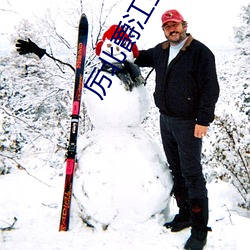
[161, 9, 184, 27]
[95, 25, 139, 58]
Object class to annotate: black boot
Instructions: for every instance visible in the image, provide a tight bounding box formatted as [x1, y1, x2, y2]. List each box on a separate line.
[184, 228, 208, 250]
[184, 198, 211, 250]
[164, 195, 192, 232]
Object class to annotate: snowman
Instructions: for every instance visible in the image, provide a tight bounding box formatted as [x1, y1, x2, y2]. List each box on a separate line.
[73, 25, 173, 230]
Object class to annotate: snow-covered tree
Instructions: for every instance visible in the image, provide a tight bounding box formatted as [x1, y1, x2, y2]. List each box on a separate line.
[0, 19, 73, 175]
[204, 4, 250, 209]
[234, 4, 250, 56]
[0, 0, 121, 175]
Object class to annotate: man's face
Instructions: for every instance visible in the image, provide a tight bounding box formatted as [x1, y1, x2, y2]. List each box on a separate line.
[162, 22, 187, 45]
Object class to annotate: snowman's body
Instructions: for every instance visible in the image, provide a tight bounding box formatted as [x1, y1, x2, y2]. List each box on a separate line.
[74, 31, 173, 229]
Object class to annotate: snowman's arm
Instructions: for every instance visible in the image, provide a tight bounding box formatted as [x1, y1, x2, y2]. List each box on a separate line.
[16, 38, 75, 72]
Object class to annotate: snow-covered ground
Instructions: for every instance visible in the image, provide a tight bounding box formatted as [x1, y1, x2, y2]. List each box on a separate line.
[1, 169, 249, 250]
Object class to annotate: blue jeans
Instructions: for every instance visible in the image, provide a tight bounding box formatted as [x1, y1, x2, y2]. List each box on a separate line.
[160, 114, 207, 200]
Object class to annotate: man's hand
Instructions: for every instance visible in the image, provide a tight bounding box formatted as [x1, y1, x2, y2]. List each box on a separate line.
[194, 124, 208, 138]
[16, 38, 46, 59]
[123, 60, 146, 86]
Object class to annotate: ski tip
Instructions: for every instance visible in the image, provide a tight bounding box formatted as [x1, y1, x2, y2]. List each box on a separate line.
[80, 13, 88, 21]
[80, 13, 88, 27]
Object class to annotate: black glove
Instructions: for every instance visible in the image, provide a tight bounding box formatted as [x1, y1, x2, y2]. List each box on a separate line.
[116, 72, 134, 91]
[123, 60, 146, 86]
[16, 38, 46, 59]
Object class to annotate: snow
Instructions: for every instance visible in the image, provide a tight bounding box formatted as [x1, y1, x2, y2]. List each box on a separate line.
[1, 172, 250, 250]
[85, 77, 150, 128]
[74, 127, 172, 228]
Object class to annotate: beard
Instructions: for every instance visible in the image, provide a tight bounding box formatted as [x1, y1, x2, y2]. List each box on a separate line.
[166, 30, 187, 45]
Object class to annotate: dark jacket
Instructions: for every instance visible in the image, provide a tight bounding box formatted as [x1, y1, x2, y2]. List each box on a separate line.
[135, 34, 219, 126]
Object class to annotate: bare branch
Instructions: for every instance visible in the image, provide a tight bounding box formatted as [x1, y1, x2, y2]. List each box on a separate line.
[0, 217, 18, 231]
[46, 51, 75, 72]
[0, 153, 54, 188]
[0, 107, 67, 151]
[0, 8, 18, 14]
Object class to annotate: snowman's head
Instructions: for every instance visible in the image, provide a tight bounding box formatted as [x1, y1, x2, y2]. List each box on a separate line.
[95, 25, 139, 63]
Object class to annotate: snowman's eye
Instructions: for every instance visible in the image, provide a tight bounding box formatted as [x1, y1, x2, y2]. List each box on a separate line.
[107, 43, 112, 48]
[116, 46, 120, 51]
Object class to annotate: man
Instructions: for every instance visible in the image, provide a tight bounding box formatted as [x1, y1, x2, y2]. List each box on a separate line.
[135, 9, 219, 250]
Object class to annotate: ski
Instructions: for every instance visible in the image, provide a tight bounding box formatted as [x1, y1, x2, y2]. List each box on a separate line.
[59, 13, 88, 231]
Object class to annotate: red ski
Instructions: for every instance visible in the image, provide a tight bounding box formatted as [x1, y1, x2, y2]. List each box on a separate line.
[59, 13, 88, 231]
